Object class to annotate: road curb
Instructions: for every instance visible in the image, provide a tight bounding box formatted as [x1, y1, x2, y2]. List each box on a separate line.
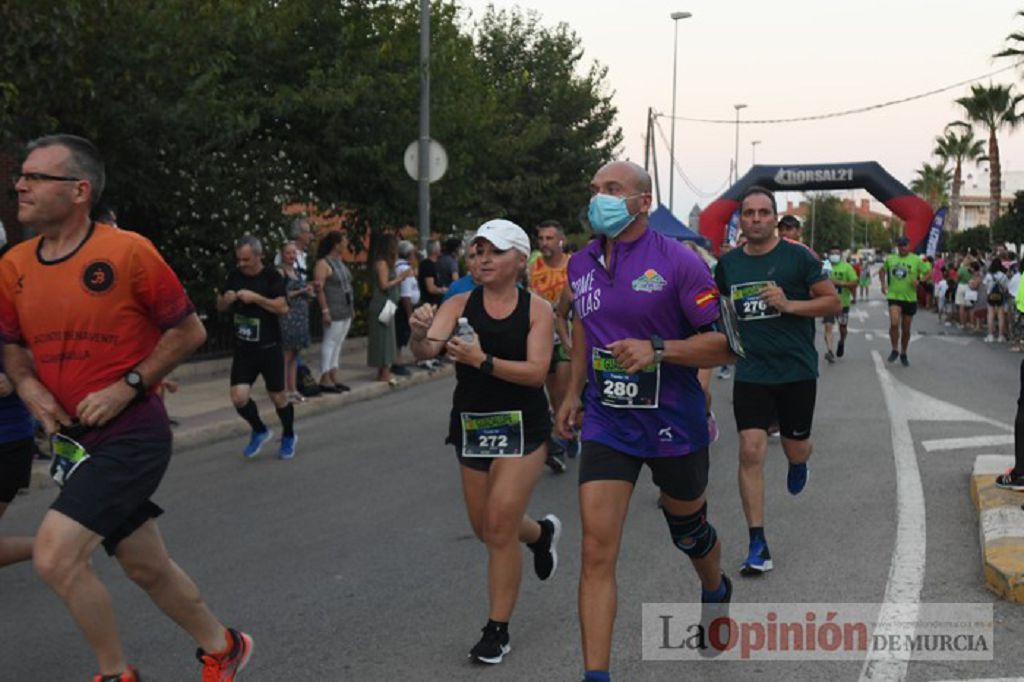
[28, 363, 453, 493]
[971, 454, 1024, 603]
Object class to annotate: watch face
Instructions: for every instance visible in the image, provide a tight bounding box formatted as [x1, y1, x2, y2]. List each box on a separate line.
[126, 371, 142, 387]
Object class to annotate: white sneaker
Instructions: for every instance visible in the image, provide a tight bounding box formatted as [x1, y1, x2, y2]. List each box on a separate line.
[998, 335, 1007, 343]
[985, 334, 994, 343]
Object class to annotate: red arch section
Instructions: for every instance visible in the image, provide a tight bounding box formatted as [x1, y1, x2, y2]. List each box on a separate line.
[699, 163, 934, 255]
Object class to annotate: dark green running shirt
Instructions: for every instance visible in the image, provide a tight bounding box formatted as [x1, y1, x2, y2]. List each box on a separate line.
[714, 239, 827, 384]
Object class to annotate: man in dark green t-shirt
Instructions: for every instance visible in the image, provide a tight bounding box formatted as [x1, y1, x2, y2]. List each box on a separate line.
[879, 236, 922, 366]
[822, 246, 858, 363]
[715, 186, 841, 576]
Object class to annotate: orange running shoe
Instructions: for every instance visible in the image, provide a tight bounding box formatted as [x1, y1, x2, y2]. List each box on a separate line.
[197, 628, 253, 681]
[93, 665, 141, 681]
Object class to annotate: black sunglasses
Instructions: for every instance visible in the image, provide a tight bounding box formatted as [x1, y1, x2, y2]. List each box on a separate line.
[12, 172, 82, 185]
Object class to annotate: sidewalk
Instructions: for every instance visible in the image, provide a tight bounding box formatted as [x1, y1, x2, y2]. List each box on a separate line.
[28, 336, 452, 490]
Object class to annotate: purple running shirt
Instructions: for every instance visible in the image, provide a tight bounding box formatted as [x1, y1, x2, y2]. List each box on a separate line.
[569, 228, 720, 457]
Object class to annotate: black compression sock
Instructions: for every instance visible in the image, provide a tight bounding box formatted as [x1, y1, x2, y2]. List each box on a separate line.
[276, 403, 295, 437]
[236, 399, 266, 433]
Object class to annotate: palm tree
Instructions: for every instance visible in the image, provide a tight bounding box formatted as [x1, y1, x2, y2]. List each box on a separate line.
[910, 162, 952, 209]
[994, 10, 1024, 60]
[954, 83, 1024, 225]
[933, 125, 986, 231]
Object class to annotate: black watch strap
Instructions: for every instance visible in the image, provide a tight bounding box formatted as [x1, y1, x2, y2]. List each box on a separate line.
[124, 370, 146, 398]
[480, 354, 495, 375]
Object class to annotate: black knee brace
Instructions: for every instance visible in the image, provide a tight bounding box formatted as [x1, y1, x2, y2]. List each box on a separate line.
[663, 502, 717, 559]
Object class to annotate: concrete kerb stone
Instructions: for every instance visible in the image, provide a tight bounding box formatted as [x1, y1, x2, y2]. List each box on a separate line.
[172, 362, 453, 453]
[971, 454, 1024, 603]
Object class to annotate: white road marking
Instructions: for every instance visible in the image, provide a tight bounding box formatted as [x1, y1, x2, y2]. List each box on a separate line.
[865, 333, 874, 341]
[922, 435, 1014, 452]
[931, 678, 1024, 682]
[860, 352, 1010, 682]
[849, 308, 870, 322]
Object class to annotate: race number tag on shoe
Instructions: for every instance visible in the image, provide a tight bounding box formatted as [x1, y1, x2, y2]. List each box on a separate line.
[461, 411, 525, 457]
[730, 281, 781, 321]
[592, 348, 660, 409]
[50, 433, 91, 487]
[233, 313, 261, 342]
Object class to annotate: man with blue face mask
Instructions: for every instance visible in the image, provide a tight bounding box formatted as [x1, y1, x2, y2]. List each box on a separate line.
[556, 161, 738, 681]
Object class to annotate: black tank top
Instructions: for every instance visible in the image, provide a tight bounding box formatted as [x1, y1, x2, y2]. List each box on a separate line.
[447, 286, 551, 447]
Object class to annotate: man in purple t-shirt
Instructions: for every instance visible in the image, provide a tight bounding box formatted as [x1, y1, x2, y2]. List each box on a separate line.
[556, 161, 737, 680]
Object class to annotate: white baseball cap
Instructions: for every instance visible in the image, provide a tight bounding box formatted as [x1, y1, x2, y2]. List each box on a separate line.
[472, 219, 531, 257]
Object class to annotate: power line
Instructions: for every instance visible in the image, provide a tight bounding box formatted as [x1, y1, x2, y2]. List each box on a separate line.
[651, 117, 729, 198]
[655, 61, 1023, 125]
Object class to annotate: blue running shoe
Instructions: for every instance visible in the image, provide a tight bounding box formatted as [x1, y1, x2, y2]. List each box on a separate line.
[279, 434, 297, 460]
[740, 539, 773, 575]
[787, 462, 809, 495]
[243, 429, 272, 459]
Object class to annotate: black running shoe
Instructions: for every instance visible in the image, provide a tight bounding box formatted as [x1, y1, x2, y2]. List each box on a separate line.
[469, 625, 510, 664]
[527, 514, 562, 580]
[824, 350, 835, 364]
[545, 452, 567, 474]
[995, 468, 1024, 492]
[836, 341, 845, 358]
[899, 353, 909, 367]
[887, 350, 899, 363]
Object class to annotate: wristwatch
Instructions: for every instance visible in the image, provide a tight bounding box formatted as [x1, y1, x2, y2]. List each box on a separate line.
[123, 370, 146, 398]
[479, 354, 495, 375]
[651, 335, 665, 364]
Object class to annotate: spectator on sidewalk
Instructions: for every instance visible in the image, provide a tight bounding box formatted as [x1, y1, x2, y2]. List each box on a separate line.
[444, 243, 481, 301]
[313, 231, 354, 393]
[393, 240, 420, 376]
[418, 240, 447, 306]
[278, 241, 315, 402]
[438, 237, 462, 289]
[984, 258, 1010, 343]
[274, 216, 314, 279]
[368, 233, 413, 386]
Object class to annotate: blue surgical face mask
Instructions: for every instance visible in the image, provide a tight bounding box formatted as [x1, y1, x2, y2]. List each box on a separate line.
[588, 193, 642, 238]
[829, 254, 841, 264]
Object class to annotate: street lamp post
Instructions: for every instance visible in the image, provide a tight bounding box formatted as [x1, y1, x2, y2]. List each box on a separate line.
[732, 103, 747, 185]
[751, 139, 761, 168]
[668, 11, 692, 213]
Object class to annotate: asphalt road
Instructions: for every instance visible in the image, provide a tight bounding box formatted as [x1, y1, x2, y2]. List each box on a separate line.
[2, 292, 1022, 681]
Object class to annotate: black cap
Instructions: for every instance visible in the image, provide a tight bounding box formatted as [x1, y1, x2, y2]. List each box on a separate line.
[895, 236, 909, 246]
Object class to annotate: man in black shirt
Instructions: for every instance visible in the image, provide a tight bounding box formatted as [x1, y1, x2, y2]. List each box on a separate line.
[418, 240, 447, 306]
[216, 235, 296, 459]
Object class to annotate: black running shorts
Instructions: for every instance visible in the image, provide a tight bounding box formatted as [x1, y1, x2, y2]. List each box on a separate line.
[50, 436, 170, 555]
[887, 299, 918, 317]
[733, 379, 817, 441]
[0, 438, 34, 504]
[230, 343, 285, 393]
[578, 441, 709, 502]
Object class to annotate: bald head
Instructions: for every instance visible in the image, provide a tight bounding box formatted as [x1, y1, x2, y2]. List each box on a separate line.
[593, 160, 652, 195]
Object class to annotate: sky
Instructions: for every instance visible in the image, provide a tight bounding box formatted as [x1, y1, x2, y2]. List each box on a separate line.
[457, 0, 1024, 222]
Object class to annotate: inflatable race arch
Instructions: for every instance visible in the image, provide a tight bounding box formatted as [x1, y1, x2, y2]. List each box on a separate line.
[699, 162, 934, 255]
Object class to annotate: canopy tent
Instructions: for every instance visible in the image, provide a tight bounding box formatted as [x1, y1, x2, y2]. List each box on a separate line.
[648, 205, 709, 247]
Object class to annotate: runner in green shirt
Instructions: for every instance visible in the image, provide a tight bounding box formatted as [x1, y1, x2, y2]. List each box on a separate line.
[822, 246, 858, 363]
[879, 236, 922, 366]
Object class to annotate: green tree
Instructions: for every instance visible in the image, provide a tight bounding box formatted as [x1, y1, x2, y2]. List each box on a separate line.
[954, 83, 1024, 225]
[992, 190, 1024, 255]
[947, 225, 991, 254]
[933, 125, 985, 231]
[804, 193, 850, 254]
[994, 10, 1024, 61]
[909, 162, 951, 209]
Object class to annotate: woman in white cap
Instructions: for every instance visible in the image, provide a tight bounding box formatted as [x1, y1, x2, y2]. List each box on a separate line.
[409, 219, 561, 665]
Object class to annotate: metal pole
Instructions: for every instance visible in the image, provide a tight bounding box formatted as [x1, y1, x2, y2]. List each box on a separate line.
[732, 104, 746, 185]
[668, 12, 691, 212]
[669, 20, 679, 212]
[417, 0, 431, 246]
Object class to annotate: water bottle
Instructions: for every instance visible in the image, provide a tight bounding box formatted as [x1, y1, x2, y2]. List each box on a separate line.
[455, 317, 476, 343]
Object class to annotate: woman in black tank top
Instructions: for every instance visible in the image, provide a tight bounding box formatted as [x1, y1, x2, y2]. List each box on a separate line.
[409, 220, 562, 665]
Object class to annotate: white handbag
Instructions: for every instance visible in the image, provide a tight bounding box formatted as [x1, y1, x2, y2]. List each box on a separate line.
[377, 299, 398, 325]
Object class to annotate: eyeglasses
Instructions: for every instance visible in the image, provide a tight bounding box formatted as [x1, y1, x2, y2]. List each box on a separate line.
[12, 172, 81, 186]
